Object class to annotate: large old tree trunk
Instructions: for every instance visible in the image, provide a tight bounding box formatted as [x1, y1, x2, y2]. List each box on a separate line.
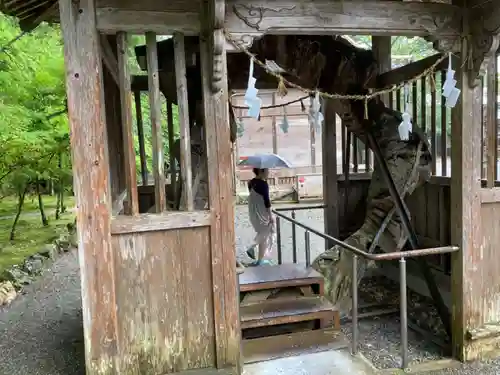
[312, 104, 432, 312]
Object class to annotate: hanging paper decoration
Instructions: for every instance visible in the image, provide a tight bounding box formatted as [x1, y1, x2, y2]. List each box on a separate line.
[442, 53, 461, 108]
[244, 58, 262, 119]
[398, 84, 413, 141]
[309, 92, 324, 133]
[265, 59, 286, 74]
[280, 106, 289, 133]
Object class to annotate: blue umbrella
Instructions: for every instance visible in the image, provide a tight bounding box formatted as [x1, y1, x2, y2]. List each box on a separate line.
[240, 153, 292, 169]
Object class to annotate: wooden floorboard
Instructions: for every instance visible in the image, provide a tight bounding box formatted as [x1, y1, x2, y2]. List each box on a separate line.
[243, 328, 349, 364]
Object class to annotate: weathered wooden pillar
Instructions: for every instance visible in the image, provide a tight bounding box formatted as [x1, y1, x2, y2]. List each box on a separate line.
[200, 0, 241, 371]
[322, 99, 339, 243]
[59, 0, 118, 373]
[450, 37, 484, 362]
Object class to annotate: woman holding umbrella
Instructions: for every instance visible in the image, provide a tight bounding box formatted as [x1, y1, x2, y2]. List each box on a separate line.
[246, 167, 275, 266]
[241, 154, 291, 266]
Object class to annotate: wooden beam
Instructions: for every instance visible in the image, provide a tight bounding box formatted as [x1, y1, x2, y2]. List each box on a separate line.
[131, 74, 148, 92]
[99, 34, 119, 84]
[110, 211, 212, 234]
[173, 33, 194, 211]
[376, 53, 446, 88]
[58, 0, 118, 370]
[94, 0, 462, 37]
[228, 0, 462, 36]
[146, 32, 167, 212]
[480, 188, 500, 204]
[117, 32, 139, 215]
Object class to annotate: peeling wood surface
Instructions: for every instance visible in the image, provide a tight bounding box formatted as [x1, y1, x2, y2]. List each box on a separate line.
[58, 0, 119, 371]
[110, 211, 212, 234]
[112, 227, 215, 373]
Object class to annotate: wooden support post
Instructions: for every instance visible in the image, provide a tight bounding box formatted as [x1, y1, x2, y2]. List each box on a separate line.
[200, 0, 241, 370]
[371, 36, 391, 172]
[58, 0, 118, 371]
[166, 99, 177, 202]
[450, 38, 483, 362]
[322, 99, 339, 243]
[486, 57, 497, 187]
[117, 32, 138, 215]
[146, 31, 167, 212]
[134, 91, 148, 185]
[372, 36, 392, 105]
[173, 32, 194, 211]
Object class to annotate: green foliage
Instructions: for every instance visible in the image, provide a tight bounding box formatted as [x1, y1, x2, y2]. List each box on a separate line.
[0, 196, 75, 273]
[0, 14, 70, 197]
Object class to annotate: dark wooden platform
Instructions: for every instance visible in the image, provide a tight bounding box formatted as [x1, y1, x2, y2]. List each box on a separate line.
[238, 264, 341, 363]
[239, 263, 324, 292]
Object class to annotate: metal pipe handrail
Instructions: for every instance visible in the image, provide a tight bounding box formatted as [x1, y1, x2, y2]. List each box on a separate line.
[274, 204, 326, 212]
[272, 209, 459, 260]
[271, 205, 458, 370]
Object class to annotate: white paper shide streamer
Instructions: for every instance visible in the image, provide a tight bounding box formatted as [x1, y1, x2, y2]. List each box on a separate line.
[398, 84, 413, 141]
[244, 58, 262, 119]
[309, 92, 324, 133]
[442, 53, 461, 108]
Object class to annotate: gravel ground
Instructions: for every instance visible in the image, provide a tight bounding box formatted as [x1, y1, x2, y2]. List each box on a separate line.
[0, 251, 85, 375]
[0, 203, 499, 375]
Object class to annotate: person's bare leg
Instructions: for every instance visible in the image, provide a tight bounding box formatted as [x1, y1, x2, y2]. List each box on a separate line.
[257, 240, 266, 262]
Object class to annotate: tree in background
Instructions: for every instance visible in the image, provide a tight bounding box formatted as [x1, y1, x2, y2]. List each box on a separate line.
[0, 14, 70, 238]
[0, 16, 181, 238]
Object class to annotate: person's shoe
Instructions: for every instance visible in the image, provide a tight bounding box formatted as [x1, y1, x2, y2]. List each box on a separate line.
[246, 245, 256, 260]
[255, 259, 273, 266]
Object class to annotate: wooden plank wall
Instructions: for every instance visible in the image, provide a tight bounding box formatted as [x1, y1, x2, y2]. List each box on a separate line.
[111, 227, 215, 372]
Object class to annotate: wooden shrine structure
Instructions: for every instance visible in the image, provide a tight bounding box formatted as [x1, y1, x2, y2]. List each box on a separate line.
[2, 0, 500, 374]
